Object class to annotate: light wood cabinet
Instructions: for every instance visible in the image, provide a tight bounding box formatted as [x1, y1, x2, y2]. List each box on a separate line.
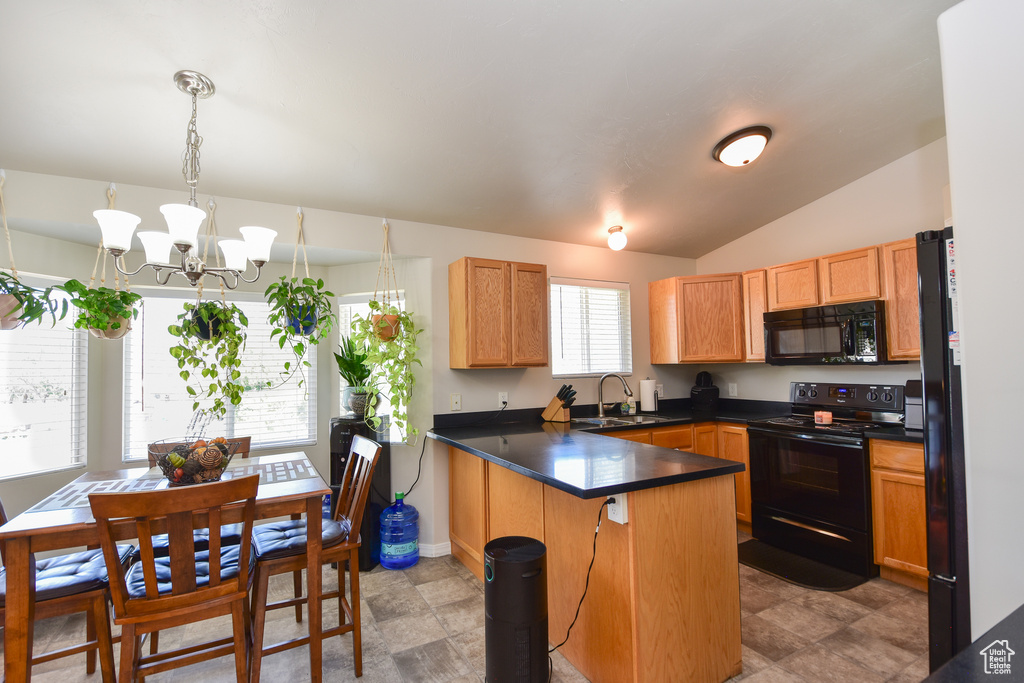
[693, 423, 718, 456]
[881, 238, 921, 360]
[819, 246, 882, 304]
[609, 429, 653, 444]
[766, 259, 819, 311]
[448, 446, 488, 580]
[448, 257, 548, 368]
[742, 269, 767, 362]
[870, 440, 928, 590]
[649, 274, 745, 363]
[487, 461, 545, 544]
[717, 424, 751, 523]
[650, 425, 694, 450]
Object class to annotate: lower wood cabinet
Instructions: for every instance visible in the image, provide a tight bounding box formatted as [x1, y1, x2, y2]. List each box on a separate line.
[717, 424, 751, 524]
[869, 440, 928, 589]
[650, 424, 693, 450]
[693, 423, 718, 456]
[448, 446, 489, 580]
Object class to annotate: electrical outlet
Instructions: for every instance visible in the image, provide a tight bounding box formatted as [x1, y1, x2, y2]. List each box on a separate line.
[450, 393, 462, 411]
[498, 391, 509, 408]
[607, 494, 628, 524]
[655, 383, 664, 398]
[728, 383, 738, 397]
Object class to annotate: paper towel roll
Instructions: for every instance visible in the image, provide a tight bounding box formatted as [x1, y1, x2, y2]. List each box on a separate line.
[639, 379, 658, 412]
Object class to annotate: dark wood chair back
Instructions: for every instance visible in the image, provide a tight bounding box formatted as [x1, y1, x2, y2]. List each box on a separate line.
[147, 436, 252, 466]
[89, 475, 258, 618]
[334, 434, 383, 534]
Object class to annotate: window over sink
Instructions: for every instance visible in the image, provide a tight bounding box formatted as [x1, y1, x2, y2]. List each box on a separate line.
[549, 277, 632, 378]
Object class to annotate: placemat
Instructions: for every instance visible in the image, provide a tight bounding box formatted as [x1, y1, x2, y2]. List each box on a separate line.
[28, 457, 319, 512]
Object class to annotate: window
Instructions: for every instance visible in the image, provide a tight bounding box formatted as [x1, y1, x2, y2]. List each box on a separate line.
[0, 280, 88, 480]
[549, 278, 632, 378]
[123, 292, 316, 461]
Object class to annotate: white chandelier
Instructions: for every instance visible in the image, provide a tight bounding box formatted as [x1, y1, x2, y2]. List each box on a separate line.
[95, 70, 276, 289]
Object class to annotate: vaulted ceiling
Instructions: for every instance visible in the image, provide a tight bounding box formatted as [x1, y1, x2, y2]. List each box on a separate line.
[0, 0, 957, 258]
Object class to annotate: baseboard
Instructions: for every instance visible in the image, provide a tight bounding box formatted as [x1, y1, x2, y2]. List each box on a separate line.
[879, 565, 929, 593]
[420, 541, 451, 558]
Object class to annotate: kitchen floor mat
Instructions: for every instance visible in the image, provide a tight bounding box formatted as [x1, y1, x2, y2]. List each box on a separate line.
[737, 539, 869, 592]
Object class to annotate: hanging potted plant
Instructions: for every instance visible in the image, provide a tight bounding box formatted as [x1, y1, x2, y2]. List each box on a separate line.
[59, 278, 141, 339]
[335, 333, 374, 416]
[349, 219, 422, 440]
[265, 274, 336, 387]
[168, 299, 249, 419]
[1, 272, 67, 329]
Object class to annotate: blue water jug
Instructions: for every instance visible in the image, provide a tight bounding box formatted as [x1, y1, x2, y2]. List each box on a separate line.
[380, 492, 419, 569]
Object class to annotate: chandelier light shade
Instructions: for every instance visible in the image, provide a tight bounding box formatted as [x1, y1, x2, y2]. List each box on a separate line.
[97, 70, 276, 288]
[607, 225, 627, 251]
[712, 125, 773, 167]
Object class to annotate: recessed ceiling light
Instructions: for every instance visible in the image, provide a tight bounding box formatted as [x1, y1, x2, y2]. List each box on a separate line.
[712, 125, 773, 167]
[607, 225, 627, 251]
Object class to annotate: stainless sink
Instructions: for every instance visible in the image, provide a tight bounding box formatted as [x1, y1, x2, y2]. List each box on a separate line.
[571, 415, 670, 427]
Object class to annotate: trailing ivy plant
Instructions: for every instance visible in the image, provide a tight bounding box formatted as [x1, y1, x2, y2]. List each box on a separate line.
[264, 275, 336, 388]
[351, 301, 422, 440]
[1, 271, 67, 328]
[60, 278, 141, 336]
[168, 300, 248, 419]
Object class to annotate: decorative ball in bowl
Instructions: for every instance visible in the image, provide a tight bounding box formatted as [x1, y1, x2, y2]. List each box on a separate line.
[150, 437, 240, 486]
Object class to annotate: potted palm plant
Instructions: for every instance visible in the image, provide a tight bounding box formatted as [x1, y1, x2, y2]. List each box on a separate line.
[168, 300, 248, 419]
[1, 272, 67, 329]
[60, 278, 141, 339]
[335, 333, 374, 416]
[264, 275, 336, 388]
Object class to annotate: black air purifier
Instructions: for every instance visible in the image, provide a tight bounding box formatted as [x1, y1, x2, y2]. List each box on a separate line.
[484, 536, 547, 682]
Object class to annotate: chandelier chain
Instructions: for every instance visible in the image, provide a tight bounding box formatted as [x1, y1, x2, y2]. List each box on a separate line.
[181, 90, 203, 205]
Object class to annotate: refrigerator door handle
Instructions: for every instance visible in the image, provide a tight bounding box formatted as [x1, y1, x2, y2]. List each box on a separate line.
[933, 574, 957, 586]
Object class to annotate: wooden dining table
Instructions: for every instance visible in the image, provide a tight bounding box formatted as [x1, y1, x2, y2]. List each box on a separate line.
[0, 452, 332, 683]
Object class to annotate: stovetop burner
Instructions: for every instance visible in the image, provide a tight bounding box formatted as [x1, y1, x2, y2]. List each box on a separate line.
[755, 415, 883, 435]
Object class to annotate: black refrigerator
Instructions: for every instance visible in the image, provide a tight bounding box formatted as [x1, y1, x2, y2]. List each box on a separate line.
[916, 227, 972, 672]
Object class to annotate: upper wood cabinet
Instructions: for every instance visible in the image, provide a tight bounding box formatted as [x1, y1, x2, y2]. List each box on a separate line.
[649, 274, 745, 363]
[881, 238, 921, 360]
[449, 257, 549, 368]
[742, 269, 767, 362]
[766, 259, 819, 311]
[819, 246, 882, 304]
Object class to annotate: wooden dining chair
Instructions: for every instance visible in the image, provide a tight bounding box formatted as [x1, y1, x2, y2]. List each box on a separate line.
[0, 497, 133, 682]
[89, 475, 260, 683]
[249, 434, 383, 681]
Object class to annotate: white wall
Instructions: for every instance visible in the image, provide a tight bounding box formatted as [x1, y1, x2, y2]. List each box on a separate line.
[692, 139, 952, 401]
[938, 0, 1024, 637]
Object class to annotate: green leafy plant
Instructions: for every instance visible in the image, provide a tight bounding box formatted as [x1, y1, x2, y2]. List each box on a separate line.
[264, 275, 336, 389]
[335, 333, 373, 414]
[351, 301, 422, 439]
[168, 300, 248, 419]
[0, 272, 67, 328]
[60, 278, 141, 337]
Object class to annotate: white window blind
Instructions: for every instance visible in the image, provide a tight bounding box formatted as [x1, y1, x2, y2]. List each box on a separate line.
[549, 277, 632, 378]
[0, 280, 88, 480]
[123, 293, 317, 461]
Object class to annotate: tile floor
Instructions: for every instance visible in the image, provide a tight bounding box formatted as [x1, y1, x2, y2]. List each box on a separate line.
[2, 551, 929, 682]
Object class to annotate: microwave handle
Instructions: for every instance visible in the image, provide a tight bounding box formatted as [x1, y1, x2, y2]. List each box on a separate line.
[841, 319, 856, 355]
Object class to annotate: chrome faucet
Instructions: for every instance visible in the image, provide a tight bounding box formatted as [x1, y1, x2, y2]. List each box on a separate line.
[597, 373, 633, 417]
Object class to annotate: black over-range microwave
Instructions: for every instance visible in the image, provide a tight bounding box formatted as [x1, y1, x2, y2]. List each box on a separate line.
[763, 300, 900, 365]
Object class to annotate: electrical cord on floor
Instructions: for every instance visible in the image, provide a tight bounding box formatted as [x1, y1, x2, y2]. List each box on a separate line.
[547, 498, 613, 681]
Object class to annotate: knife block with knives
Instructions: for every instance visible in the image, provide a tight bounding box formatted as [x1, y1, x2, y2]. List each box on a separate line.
[542, 384, 575, 422]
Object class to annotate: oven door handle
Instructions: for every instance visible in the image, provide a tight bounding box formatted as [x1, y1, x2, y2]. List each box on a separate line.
[747, 426, 864, 447]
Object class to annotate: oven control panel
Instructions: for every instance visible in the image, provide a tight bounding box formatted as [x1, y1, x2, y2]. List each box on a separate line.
[790, 382, 904, 411]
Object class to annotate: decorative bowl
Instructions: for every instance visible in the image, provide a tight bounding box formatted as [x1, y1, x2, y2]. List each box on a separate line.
[149, 437, 240, 486]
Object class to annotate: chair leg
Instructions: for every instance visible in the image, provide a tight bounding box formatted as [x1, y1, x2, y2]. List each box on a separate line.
[292, 569, 304, 622]
[118, 624, 138, 683]
[149, 630, 159, 655]
[250, 563, 272, 683]
[230, 598, 249, 683]
[92, 593, 117, 683]
[86, 600, 97, 674]
[350, 548, 362, 678]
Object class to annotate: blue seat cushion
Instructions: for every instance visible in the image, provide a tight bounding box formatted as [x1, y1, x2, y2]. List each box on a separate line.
[252, 518, 351, 561]
[139, 523, 246, 558]
[0, 544, 135, 607]
[125, 544, 255, 599]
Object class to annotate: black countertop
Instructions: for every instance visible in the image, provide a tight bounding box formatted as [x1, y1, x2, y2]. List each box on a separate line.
[429, 421, 744, 500]
[924, 602, 1024, 681]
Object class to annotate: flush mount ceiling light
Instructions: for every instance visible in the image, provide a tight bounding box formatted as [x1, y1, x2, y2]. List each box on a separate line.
[95, 70, 276, 288]
[712, 125, 773, 167]
[607, 225, 627, 251]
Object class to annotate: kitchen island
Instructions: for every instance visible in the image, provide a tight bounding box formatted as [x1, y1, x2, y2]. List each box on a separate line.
[430, 422, 745, 683]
